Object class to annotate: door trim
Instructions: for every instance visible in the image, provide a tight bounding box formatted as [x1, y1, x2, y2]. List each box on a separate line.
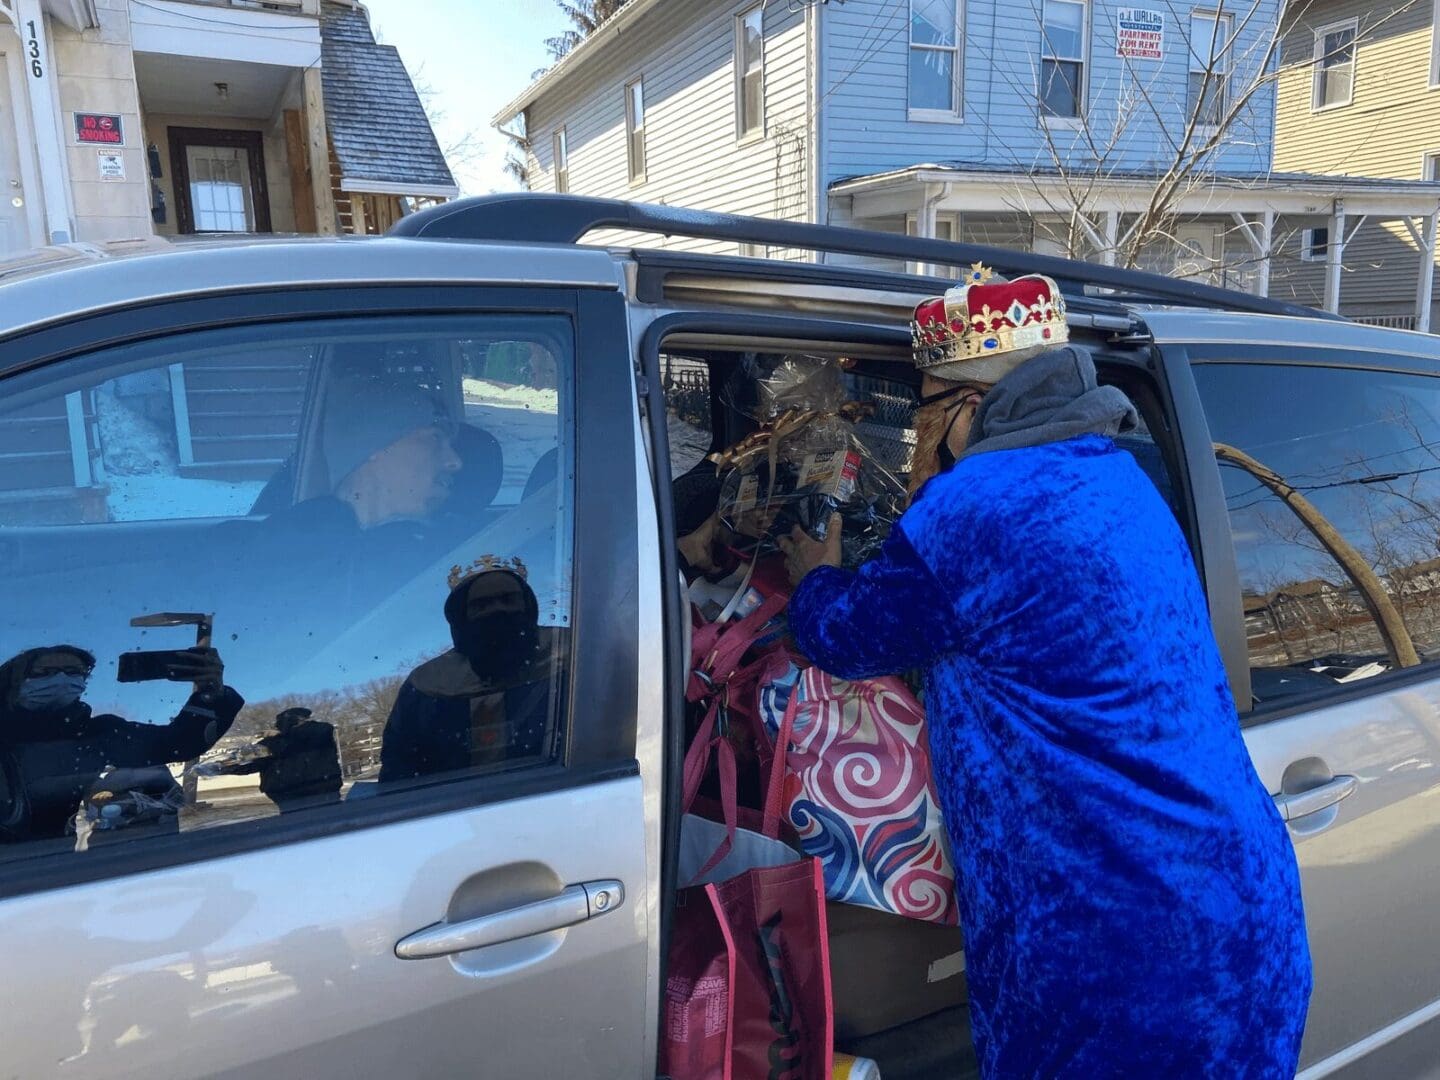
[1296, 994, 1440, 1079]
[168, 126, 273, 235]
[0, 40, 45, 251]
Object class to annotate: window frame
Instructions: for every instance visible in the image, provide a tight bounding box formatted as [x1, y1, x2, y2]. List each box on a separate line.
[553, 127, 570, 194]
[1424, 150, 1440, 182]
[1040, 0, 1089, 124]
[1176, 344, 1440, 724]
[1431, 0, 1440, 88]
[908, 0, 965, 122]
[625, 77, 648, 185]
[1300, 226, 1330, 262]
[1187, 9, 1234, 131]
[0, 283, 640, 899]
[1311, 17, 1358, 112]
[735, 4, 767, 142]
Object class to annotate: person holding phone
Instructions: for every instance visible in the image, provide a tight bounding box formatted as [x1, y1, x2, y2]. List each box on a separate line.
[0, 645, 242, 842]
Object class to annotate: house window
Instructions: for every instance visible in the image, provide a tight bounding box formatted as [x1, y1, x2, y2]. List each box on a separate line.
[1425, 151, 1440, 181]
[553, 129, 570, 194]
[909, 0, 962, 117]
[737, 5, 766, 139]
[905, 212, 959, 240]
[1313, 20, 1357, 110]
[1041, 0, 1088, 119]
[1301, 226, 1330, 262]
[626, 78, 647, 184]
[1188, 12, 1233, 128]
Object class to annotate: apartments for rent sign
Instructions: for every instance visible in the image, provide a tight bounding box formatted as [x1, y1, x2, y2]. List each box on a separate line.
[1116, 9, 1165, 60]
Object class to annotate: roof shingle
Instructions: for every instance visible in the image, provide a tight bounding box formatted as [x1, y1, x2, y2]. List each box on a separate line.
[320, 3, 457, 194]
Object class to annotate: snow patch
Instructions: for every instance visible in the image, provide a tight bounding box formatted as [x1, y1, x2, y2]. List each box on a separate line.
[463, 378, 559, 413]
[105, 474, 264, 522]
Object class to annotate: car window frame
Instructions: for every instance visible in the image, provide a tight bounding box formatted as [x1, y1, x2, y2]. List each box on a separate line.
[637, 311, 1189, 998]
[1171, 340, 1440, 726]
[0, 283, 640, 899]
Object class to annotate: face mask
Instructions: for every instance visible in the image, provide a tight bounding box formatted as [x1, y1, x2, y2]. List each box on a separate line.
[452, 615, 540, 680]
[17, 672, 88, 712]
[930, 389, 983, 475]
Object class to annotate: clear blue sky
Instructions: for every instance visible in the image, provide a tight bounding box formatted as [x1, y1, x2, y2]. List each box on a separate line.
[363, 0, 572, 195]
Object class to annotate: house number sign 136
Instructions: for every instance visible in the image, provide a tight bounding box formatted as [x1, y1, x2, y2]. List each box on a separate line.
[25, 21, 44, 78]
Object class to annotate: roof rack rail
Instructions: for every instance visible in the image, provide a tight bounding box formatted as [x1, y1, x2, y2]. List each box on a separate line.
[391, 194, 1338, 322]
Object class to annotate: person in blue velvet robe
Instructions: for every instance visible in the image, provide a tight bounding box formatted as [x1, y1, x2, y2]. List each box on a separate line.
[783, 327, 1312, 1076]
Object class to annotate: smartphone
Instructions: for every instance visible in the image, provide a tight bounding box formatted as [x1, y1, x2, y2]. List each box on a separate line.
[117, 649, 194, 684]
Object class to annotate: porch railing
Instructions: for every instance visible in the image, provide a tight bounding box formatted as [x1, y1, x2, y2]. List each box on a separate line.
[1353, 314, 1421, 331]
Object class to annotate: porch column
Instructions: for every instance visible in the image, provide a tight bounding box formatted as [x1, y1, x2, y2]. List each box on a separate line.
[916, 186, 938, 277]
[1256, 212, 1274, 298]
[1415, 208, 1438, 333]
[350, 193, 368, 236]
[1324, 198, 1345, 314]
[13, 0, 73, 243]
[1100, 211, 1119, 266]
[303, 67, 338, 236]
[1232, 211, 1275, 298]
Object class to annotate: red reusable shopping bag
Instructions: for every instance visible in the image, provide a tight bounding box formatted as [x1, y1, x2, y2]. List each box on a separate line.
[662, 858, 834, 1080]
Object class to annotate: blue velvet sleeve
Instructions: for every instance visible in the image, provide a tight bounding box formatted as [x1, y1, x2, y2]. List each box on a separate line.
[788, 522, 960, 679]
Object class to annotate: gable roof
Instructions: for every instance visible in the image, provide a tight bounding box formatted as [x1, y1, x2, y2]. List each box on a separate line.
[493, 0, 661, 126]
[320, 2, 459, 198]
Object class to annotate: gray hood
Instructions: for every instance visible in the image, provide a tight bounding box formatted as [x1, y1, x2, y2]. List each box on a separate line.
[962, 344, 1138, 460]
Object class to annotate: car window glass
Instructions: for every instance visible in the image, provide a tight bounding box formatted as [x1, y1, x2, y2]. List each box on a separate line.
[0, 315, 573, 866]
[1194, 362, 1435, 710]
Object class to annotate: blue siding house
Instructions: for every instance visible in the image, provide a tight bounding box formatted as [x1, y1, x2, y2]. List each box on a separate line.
[496, 0, 1435, 300]
[823, 0, 1274, 183]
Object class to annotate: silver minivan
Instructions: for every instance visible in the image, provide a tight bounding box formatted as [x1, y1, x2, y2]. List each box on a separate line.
[0, 196, 1436, 1078]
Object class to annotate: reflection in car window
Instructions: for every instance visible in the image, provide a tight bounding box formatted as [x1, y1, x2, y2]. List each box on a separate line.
[0, 315, 573, 860]
[661, 354, 715, 478]
[1195, 362, 1436, 709]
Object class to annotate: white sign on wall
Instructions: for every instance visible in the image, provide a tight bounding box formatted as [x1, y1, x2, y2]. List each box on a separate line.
[1117, 8, 1165, 60]
[97, 150, 126, 182]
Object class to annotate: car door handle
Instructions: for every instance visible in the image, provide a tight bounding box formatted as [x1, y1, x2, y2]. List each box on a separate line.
[1274, 775, 1358, 821]
[395, 880, 625, 960]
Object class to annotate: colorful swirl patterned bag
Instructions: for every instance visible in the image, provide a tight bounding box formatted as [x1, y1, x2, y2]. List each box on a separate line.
[758, 663, 960, 926]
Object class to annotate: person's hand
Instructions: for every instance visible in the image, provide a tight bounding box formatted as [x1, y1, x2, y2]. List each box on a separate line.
[779, 514, 842, 587]
[165, 647, 224, 691]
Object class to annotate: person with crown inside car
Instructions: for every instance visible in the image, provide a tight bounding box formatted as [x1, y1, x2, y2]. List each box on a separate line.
[779, 265, 1312, 1078]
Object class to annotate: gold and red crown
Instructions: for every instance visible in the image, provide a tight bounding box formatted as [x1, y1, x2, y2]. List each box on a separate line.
[912, 264, 1068, 373]
[448, 554, 529, 591]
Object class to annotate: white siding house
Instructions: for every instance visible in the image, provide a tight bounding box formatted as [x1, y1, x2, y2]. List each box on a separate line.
[510, 0, 813, 254]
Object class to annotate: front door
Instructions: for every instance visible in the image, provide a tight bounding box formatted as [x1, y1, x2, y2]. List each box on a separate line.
[0, 285, 653, 1076]
[0, 49, 33, 256]
[168, 127, 272, 235]
[1187, 349, 1440, 1076]
[1173, 223, 1222, 285]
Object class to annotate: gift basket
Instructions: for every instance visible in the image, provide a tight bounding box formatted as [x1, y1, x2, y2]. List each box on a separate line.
[712, 355, 907, 569]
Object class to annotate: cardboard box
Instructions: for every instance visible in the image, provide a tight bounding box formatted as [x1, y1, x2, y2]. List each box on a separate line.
[827, 902, 968, 1041]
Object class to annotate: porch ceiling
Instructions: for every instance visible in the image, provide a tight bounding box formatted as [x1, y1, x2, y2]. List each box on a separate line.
[129, 0, 319, 68]
[835, 166, 1440, 220]
[134, 53, 295, 120]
